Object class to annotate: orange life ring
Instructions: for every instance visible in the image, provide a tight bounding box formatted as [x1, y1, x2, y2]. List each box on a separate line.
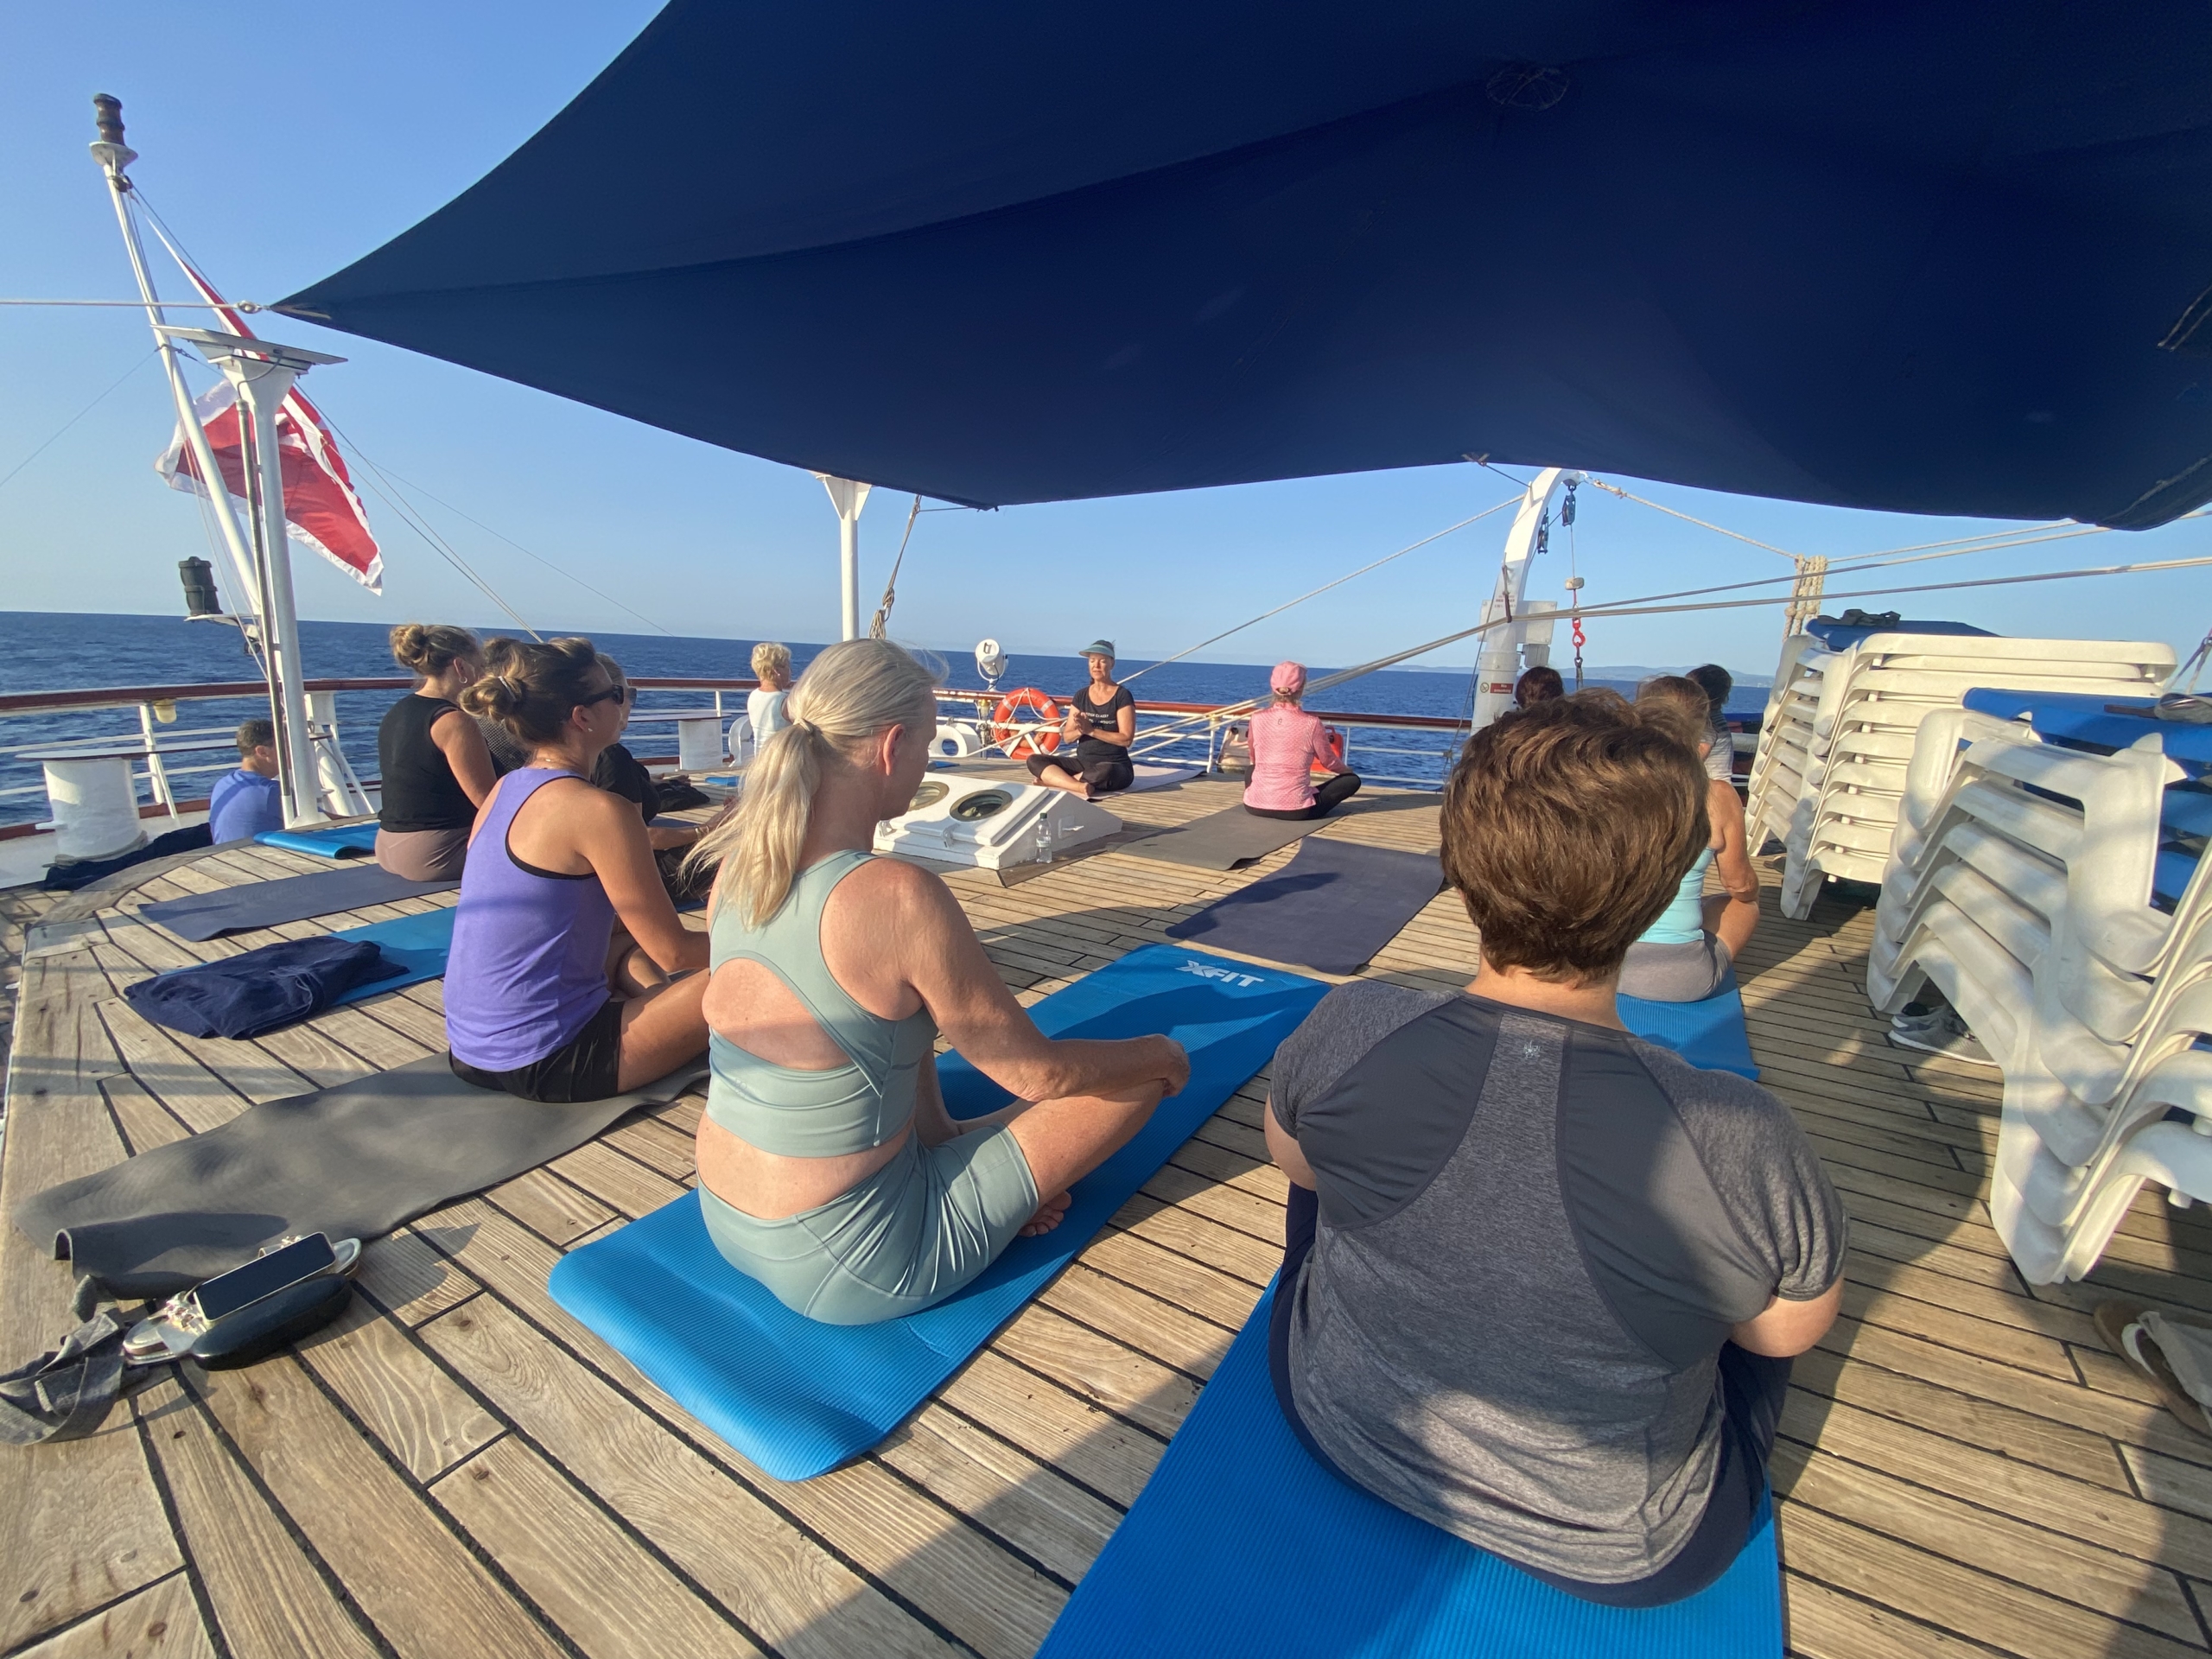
[1311, 726, 1346, 776]
[992, 687, 1062, 759]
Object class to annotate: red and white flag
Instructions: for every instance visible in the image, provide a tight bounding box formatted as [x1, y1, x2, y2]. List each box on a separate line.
[150, 246, 384, 594]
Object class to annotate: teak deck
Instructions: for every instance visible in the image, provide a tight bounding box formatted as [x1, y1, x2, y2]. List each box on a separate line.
[4, 775, 2212, 1659]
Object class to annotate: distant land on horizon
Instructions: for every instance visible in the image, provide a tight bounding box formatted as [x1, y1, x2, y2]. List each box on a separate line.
[1396, 660, 1776, 687]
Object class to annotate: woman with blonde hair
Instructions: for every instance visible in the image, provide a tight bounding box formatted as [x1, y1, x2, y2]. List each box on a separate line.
[376, 623, 497, 880]
[747, 642, 794, 745]
[685, 638, 1189, 1325]
[442, 637, 709, 1102]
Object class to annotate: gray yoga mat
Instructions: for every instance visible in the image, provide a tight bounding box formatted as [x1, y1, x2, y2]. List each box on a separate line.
[139, 864, 458, 942]
[1122, 805, 1345, 870]
[1166, 837, 1444, 973]
[13, 1055, 708, 1304]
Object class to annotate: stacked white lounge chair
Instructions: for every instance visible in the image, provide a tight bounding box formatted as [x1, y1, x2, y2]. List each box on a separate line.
[1745, 622, 2175, 919]
[1866, 688, 2212, 1282]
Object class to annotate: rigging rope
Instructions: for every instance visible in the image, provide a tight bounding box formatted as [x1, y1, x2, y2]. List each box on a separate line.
[869, 494, 924, 640]
[0, 347, 159, 494]
[1120, 495, 1520, 683]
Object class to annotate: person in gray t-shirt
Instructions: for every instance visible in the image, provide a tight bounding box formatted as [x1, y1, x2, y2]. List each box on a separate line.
[1264, 690, 1843, 1607]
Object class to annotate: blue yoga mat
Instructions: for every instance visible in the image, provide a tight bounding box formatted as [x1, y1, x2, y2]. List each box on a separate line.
[1039, 1281, 1781, 1659]
[1166, 837, 1441, 974]
[257, 822, 380, 858]
[1618, 971, 1758, 1079]
[548, 943, 1329, 1479]
[327, 907, 455, 1005]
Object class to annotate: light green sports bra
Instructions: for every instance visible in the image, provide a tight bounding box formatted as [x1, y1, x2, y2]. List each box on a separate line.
[706, 849, 938, 1157]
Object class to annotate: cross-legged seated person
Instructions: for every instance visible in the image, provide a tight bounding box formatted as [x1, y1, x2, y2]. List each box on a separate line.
[444, 637, 711, 1102]
[1027, 639, 1136, 800]
[689, 639, 1189, 1325]
[1263, 690, 1843, 1607]
[377, 623, 498, 881]
[1618, 677, 1761, 1002]
[1244, 661, 1360, 820]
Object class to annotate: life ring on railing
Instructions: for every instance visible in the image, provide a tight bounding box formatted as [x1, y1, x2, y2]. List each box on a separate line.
[992, 688, 1062, 758]
[1311, 727, 1346, 776]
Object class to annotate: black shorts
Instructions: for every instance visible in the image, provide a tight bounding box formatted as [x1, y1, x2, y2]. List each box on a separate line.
[450, 998, 624, 1103]
[1028, 748, 1134, 793]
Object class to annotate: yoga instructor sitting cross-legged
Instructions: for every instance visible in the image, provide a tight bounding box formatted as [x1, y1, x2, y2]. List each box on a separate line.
[1263, 690, 1843, 1607]
[685, 639, 1190, 1325]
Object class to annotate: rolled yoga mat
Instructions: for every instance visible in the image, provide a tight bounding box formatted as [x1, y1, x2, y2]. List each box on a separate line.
[140, 863, 457, 941]
[256, 822, 381, 858]
[13, 1055, 709, 1305]
[1166, 837, 1442, 973]
[1037, 1280, 1781, 1659]
[547, 943, 1329, 1480]
[1122, 804, 1344, 870]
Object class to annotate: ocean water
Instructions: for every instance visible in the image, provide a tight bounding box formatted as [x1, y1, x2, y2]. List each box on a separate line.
[0, 612, 1760, 825]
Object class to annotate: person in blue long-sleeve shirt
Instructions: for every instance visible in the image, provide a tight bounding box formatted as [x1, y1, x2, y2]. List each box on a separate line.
[207, 718, 284, 842]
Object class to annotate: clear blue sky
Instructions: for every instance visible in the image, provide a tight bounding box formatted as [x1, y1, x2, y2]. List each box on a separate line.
[5, 1, 2209, 683]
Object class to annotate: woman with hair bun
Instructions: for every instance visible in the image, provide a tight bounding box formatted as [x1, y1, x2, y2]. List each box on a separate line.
[376, 623, 497, 880]
[682, 638, 1188, 1324]
[443, 637, 709, 1102]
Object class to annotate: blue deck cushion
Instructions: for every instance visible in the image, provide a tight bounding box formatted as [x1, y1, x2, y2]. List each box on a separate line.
[257, 823, 381, 859]
[1804, 617, 1995, 652]
[1961, 691, 2212, 773]
[548, 944, 1328, 1479]
[1038, 1281, 1781, 1658]
[1618, 973, 1759, 1079]
[326, 907, 456, 1005]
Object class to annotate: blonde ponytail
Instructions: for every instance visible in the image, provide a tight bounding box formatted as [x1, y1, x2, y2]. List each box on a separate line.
[686, 638, 942, 927]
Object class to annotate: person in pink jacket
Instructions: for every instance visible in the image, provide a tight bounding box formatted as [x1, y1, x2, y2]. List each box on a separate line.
[1243, 661, 1362, 820]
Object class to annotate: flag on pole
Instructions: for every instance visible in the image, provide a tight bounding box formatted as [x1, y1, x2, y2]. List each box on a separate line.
[150, 243, 383, 594]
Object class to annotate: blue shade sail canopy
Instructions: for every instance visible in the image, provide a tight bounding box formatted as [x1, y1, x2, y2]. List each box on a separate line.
[281, 1, 2212, 525]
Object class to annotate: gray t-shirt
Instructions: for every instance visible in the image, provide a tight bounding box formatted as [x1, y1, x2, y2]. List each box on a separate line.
[1271, 983, 1843, 1583]
[1705, 707, 1736, 782]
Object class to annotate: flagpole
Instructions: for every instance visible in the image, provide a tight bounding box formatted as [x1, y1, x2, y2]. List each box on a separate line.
[87, 96, 264, 638]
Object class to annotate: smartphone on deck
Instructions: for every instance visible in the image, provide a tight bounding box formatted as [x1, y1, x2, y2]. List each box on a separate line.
[193, 1233, 340, 1322]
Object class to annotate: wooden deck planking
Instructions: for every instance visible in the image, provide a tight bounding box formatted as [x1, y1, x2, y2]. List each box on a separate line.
[3, 779, 2212, 1656]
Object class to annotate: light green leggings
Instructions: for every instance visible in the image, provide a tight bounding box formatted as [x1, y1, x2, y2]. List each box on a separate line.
[699, 1120, 1039, 1325]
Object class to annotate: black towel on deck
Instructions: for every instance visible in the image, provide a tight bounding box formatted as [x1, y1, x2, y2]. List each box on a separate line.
[123, 937, 404, 1039]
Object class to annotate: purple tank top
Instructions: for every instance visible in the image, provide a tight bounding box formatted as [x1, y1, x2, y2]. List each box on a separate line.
[444, 768, 617, 1071]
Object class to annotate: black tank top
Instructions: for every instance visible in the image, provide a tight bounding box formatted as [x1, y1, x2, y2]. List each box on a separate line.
[378, 695, 477, 831]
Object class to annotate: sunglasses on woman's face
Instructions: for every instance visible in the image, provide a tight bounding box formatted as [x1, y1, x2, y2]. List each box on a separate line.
[579, 683, 631, 709]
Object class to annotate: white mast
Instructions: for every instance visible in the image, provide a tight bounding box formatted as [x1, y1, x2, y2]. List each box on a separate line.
[87, 96, 264, 639]
[163, 328, 346, 827]
[1468, 467, 1579, 732]
[815, 474, 872, 639]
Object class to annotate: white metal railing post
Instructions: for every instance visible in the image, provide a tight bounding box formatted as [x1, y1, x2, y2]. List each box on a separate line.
[137, 701, 179, 820]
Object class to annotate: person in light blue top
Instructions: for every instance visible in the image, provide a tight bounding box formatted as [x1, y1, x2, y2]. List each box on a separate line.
[684, 638, 1190, 1325]
[207, 719, 284, 842]
[1618, 681, 1761, 1001]
[747, 641, 794, 747]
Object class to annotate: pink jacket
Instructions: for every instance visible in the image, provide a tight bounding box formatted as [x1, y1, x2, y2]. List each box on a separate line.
[1243, 704, 1341, 811]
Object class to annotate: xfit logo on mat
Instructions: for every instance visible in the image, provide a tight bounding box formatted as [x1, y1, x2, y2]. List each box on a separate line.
[1178, 961, 1266, 988]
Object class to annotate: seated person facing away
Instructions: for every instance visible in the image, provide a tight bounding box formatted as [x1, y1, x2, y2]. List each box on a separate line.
[1512, 664, 1565, 709]
[207, 718, 284, 842]
[1243, 661, 1360, 820]
[747, 641, 794, 748]
[687, 639, 1189, 1325]
[1264, 690, 1842, 1608]
[1028, 640, 1136, 801]
[1686, 663, 1738, 785]
[443, 636, 710, 1103]
[1620, 677, 1760, 1002]
[377, 623, 497, 881]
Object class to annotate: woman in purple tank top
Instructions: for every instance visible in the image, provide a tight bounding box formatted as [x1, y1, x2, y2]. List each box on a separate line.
[444, 637, 710, 1103]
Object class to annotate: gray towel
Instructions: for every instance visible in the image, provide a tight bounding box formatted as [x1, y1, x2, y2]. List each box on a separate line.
[13, 1056, 706, 1304]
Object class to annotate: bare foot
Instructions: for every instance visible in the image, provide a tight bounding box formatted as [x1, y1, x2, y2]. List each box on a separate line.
[1019, 1191, 1073, 1236]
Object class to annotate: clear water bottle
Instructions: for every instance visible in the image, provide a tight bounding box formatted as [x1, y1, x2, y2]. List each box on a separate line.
[1034, 813, 1054, 864]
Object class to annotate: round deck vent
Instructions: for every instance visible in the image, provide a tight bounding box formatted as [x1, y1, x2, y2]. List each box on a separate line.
[907, 780, 950, 813]
[950, 788, 1014, 822]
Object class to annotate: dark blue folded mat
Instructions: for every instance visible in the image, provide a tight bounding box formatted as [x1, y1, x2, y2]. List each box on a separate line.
[123, 936, 406, 1039]
[1039, 1281, 1781, 1658]
[1166, 837, 1442, 973]
[141, 863, 456, 941]
[257, 822, 380, 858]
[326, 908, 456, 1005]
[1618, 970, 1758, 1079]
[548, 943, 1328, 1479]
